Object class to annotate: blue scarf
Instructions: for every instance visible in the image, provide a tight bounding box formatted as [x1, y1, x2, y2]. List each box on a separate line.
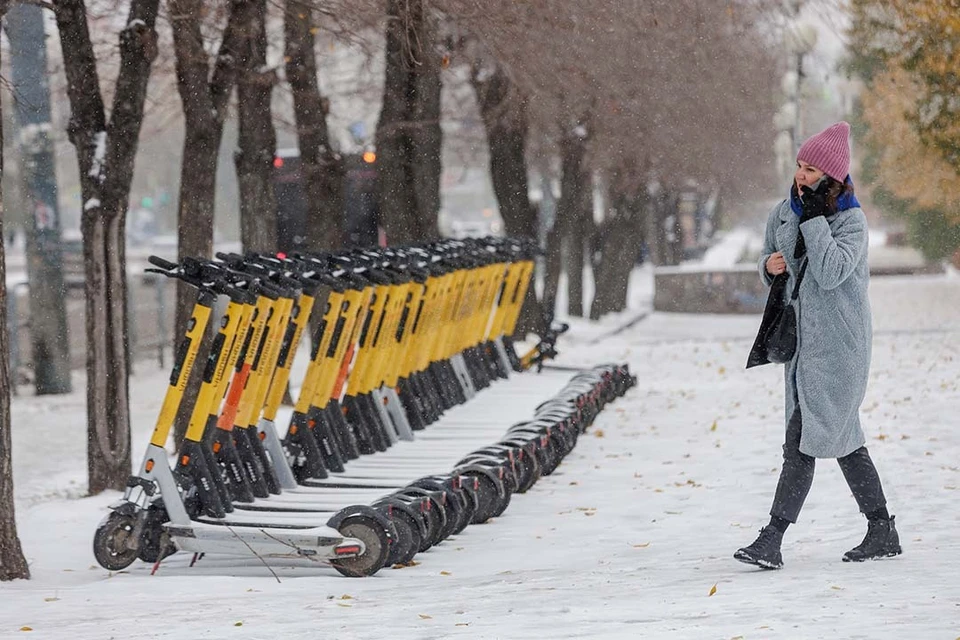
[789, 177, 861, 216]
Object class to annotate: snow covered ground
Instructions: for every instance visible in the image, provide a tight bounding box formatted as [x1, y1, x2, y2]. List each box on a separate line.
[2, 268, 959, 639]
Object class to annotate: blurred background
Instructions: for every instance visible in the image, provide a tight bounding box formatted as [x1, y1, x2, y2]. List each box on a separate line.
[1, 0, 957, 386]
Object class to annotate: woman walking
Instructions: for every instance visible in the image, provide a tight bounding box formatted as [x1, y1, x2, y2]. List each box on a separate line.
[735, 121, 901, 569]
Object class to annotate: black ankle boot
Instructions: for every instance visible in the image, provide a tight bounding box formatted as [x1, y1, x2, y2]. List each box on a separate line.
[843, 515, 902, 562]
[734, 526, 784, 569]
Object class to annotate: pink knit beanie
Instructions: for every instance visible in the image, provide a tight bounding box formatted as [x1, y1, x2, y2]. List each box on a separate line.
[796, 121, 851, 181]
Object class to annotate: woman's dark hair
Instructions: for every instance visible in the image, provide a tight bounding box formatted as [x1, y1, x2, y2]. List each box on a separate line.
[824, 176, 855, 212]
[792, 176, 855, 213]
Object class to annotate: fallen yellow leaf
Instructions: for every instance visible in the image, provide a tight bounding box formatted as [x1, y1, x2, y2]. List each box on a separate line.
[43, 598, 59, 603]
[234, 622, 243, 627]
[340, 595, 353, 600]
[708, 584, 717, 597]
[418, 614, 432, 620]
[632, 543, 650, 548]
[19, 628, 32, 632]
[710, 420, 718, 432]
[594, 429, 605, 438]
[440, 571, 452, 576]
[336, 603, 352, 608]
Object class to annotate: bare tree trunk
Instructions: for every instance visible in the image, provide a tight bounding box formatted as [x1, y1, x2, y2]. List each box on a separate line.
[6, 5, 72, 395]
[0, 27, 31, 581]
[566, 221, 586, 317]
[375, 0, 441, 245]
[470, 61, 543, 336]
[590, 166, 644, 319]
[554, 119, 591, 318]
[542, 223, 562, 323]
[236, 0, 277, 253]
[284, 3, 342, 251]
[168, 0, 247, 446]
[53, 0, 160, 494]
[409, 17, 442, 241]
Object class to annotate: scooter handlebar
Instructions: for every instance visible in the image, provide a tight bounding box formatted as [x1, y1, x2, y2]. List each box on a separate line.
[148, 255, 178, 271]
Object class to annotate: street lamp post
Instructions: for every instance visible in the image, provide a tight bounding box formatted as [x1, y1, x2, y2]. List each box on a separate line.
[774, 5, 818, 183]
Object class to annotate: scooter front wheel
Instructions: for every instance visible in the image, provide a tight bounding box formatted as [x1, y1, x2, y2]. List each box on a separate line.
[93, 512, 139, 571]
[330, 515, 390, 577]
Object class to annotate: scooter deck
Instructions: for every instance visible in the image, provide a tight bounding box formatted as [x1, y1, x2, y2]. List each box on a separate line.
[167, 520, 359, 559]
[276, 372, 572, 488]
[232, 491, 397, 512]
[195, 511, 339, 527]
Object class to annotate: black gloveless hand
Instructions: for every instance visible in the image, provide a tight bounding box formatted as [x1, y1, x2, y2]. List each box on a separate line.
[799, 181, 831, 223]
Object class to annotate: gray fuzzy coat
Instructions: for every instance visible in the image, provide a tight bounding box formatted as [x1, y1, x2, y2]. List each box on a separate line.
[757, 199, 872, 458]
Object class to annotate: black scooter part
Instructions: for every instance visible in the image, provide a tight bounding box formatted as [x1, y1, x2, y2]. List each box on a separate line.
[388, 493, 440, 552]
[458, 453, 519, 494]
[428, 361, 460, 410]
[412, 370, 442, 423]
[324, 402, 361, 461]
[442, 359, 469, 404]
[243, 424, 283, 494]
[136, 499, 178, 563]
[326, 504, 397, 548]
[359, 392, 392, 452]
[341, 394, 378, 455]
[176, 440, 228, 518]
[393, 488, 449, 549]
[286, 411, 329, 481]
[484, 340, 510, 380]
[209, 423, 255, 504]
[375, 503, 417, 566]
[307, 408, 346, 473]
[231, 426, 273, 498]
[506, 427, 558, 476]
[396, 377, 427, 431]
[500, 335, 524, 372]
[455, 464, 506, 525]
[408, 477, 470, 538]
[456, 457, 514, 518]
[498, 438, 541, 493]
[372, 496, 429, 542]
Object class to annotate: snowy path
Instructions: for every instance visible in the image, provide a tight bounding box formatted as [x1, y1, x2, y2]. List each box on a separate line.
[2, 271, 959, 639]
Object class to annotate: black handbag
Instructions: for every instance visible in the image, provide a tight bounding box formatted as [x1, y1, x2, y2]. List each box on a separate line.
[746, 259, 808, 369]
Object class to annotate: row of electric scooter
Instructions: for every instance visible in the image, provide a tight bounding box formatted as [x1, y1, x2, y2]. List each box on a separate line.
[92, 237, 634, 577]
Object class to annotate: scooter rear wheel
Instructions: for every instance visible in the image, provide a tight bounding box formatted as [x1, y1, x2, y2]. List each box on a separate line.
[388, 509, 422, 565]
[467, 473, 500, 524]
[383, 512, 415, 567]
[330, 515, 390, 577]
[93, 512, 139, 571]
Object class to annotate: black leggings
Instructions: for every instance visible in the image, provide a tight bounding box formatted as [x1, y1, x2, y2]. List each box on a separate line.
[770, 409, 887, 523]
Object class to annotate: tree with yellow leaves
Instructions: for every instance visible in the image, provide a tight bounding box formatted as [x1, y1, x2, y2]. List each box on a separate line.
[847, 0, 960, 262]
[885, 0, 960, 170]
[860, 68, 960, 220]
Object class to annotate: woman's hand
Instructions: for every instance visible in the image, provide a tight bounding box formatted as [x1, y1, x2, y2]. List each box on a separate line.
[766, 252, 786, 276]
[799, 181, 831, 222]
